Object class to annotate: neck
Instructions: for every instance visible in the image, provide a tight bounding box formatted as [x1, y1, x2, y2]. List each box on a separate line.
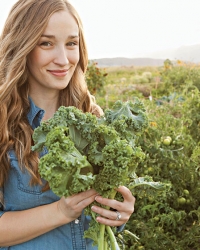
[29, 93, 59, 121]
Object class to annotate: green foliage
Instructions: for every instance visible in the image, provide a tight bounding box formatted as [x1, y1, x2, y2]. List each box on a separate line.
[142, 71, 152, 82]
[86, 60, 107, 95]
[121, 83, 200, 249]
[131, 75, 149, 84]
[32, 99, 162, 249]
[101, 99, 149, 153]
[92, 61, 200, 249]
[155, 60, 200, 96]
[36, 126, 95, 197]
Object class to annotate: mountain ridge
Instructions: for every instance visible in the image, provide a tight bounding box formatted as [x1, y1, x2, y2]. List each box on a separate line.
[148, 43, 200, 63]
[91, 57, 165, 67]
[91, 44, 200, 67]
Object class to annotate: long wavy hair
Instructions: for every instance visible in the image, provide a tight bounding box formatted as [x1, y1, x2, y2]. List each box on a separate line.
[0, 0, 102, 190]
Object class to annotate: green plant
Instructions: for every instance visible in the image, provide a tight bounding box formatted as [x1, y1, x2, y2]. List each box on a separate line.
[93, 61, 200, 249]
[32, 99, 166, 249]
[122, 89, 200, 249]
[86, 61, 107, 95]
[156, 60, 200, 97]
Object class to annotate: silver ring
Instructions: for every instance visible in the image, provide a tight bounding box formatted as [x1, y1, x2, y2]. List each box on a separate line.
[115, 211, 121, 221]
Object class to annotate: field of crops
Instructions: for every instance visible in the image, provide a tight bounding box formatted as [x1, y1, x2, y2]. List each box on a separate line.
[86, 59, 200, 249]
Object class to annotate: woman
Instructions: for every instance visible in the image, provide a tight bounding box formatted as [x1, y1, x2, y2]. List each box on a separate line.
[0, 0, 135, 249]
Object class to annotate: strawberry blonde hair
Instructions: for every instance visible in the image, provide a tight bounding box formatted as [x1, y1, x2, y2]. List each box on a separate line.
[0, 0, 102, 189]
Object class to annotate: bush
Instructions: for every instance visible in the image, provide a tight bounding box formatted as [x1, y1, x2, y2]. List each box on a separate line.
[155, 60, 200, 96]
[131, 75, 149, 84]
[122, 89, 200, 249]
[92, 61, 200, 249]
[85, 61, 107, 95]
[142, 71, 152, 82]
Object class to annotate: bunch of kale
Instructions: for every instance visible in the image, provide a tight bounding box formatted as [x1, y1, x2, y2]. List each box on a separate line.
[32, 98, 149, 249]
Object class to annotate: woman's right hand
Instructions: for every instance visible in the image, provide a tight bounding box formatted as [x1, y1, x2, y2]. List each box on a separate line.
[57, 189, 98, 223]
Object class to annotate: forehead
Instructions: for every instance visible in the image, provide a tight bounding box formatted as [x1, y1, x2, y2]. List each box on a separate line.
[43, 10, 79, 36]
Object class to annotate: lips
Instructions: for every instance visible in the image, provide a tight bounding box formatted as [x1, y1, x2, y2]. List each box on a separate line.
[47, 69, 69, 77]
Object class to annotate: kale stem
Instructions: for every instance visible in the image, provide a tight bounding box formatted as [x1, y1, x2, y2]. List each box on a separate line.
[106, 225, 120, 250]
[98, 224, 106, 250]
[104, 239, 108, 249]
[104, 190, 118, 249]
[109, 189, 117, 200]
[98, 189, 118, 250]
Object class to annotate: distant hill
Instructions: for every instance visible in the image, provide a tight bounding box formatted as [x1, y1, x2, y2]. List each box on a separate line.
[91, 57, 165, 67]
[91, 44, 200, 67]
[148, 44, 200, 63]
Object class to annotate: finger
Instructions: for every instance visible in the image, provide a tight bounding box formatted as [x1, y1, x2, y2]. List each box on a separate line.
[69, 189, 97, 201]
[94, 193, 133, 212]
[76, 192, 97, 209]
[116, 186, 136, 204]
[95, 193, 135, 221]
[91, 205, 129, 223]
[91, 206, 123, 226]
[96, 216, 124, 227]
[65, 189, 98, 207]
[94, 195, 120, 210]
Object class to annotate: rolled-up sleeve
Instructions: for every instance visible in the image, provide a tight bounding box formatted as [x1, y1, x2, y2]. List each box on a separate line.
[117, 224, 125, 233]
[0, 211, 5, 217]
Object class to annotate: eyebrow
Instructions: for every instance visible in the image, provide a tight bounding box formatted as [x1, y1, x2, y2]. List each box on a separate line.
[41, 34, 79, 39]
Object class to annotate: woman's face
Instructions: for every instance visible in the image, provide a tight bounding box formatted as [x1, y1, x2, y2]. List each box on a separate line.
[27, 10, 80, 96]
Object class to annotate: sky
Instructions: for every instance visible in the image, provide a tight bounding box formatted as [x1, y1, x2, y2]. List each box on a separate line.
[0, 0, 200, 59]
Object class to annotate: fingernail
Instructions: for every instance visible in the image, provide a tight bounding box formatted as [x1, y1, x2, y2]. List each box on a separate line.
[91, 206, 97, 212]
[95, 195, 100, 201]
[96, 217, 101, 222]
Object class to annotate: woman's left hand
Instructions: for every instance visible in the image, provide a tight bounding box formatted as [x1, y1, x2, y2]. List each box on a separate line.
[91, 186, 135, 226]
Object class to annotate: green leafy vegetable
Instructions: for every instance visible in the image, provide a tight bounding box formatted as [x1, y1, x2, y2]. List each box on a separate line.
[38, 126, 95, 197]
[32, 98, 165, 249]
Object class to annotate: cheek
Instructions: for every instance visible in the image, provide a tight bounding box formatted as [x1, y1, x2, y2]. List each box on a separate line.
[27, 49, 48, 69]
[68, 50, 80, 65]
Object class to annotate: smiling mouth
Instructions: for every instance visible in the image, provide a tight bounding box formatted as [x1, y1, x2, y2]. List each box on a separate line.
[47, 69, 69, 77]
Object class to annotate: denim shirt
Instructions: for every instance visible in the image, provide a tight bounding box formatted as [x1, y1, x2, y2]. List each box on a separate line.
[0, 99, 123, 250]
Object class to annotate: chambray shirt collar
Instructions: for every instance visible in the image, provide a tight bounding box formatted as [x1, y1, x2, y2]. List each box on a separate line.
[27, 97, 45, 129]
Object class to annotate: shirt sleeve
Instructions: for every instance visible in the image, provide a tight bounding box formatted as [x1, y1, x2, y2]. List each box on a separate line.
[117, 224, 126, 233]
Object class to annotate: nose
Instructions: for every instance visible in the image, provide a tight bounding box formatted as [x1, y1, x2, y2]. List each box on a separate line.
[53, 45, 69, 66]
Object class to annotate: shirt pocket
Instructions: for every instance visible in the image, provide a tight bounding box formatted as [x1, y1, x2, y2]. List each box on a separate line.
[9, 150, 43, 195]
[4, 151, 44, 211]
[5, 150, 59, 212]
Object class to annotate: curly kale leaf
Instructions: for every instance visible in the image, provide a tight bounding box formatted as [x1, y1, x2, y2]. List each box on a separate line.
[31, 122, 51, 152]
[38, 126, 95, 197]
[51, 106, 98, 147]
[101, 98, 149, 142]
[92, 139, 145, 197]
[32, 106, 97, 153]
[87, 124, 120, 167]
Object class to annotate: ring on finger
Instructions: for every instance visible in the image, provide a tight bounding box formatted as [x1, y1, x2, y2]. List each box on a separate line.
[115, 211, 121, 221]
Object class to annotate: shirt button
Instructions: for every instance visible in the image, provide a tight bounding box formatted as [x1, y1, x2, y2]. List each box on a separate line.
[75, 219, 79, 224]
